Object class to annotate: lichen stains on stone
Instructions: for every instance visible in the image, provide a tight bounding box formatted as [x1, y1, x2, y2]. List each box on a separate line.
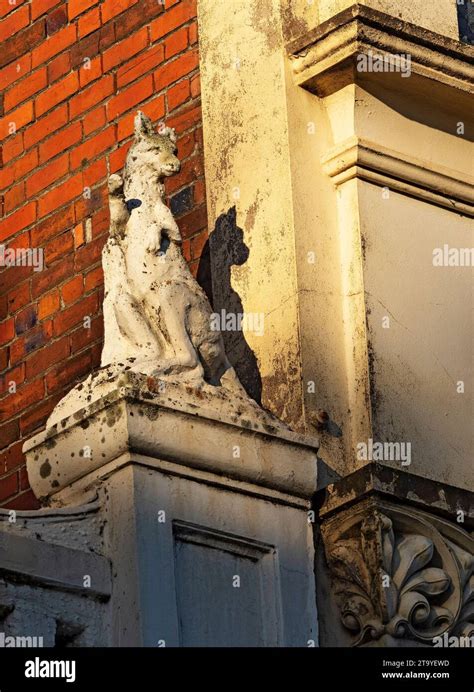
[249, 0, 281, 55]
[105, 405, 122, 428]
[144, 406, 160, 421]
[40, 460, 52, 478]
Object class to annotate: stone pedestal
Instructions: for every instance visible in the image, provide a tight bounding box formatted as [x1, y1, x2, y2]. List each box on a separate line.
[24, 374, 319, 647]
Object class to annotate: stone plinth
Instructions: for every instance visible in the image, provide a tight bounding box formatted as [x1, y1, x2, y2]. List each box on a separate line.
[24, 373, 319, 646]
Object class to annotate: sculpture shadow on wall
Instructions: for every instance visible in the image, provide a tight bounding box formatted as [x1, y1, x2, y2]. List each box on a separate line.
[197, 207, 262, 404]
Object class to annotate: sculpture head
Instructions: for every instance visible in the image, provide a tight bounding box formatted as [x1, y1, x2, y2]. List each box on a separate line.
[126, 111, 181, 179]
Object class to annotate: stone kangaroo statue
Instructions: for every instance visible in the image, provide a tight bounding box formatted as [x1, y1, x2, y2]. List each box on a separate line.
[102, 111, 245, 393]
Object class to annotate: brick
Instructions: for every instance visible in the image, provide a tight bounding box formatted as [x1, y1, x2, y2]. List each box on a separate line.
[4, 181, 25, 214]
[15, 305, 37, 335]
[0, 54, 31, 92]
[190, 73, 200, 97]
[47, 51, 71, 83]
[167, 78, 190, 112]
[38, 290, 60, 319]
[8, 335, 25, 365]
[32, 255, 73, 296]
[101, 0, 138, 24]
[0, 202, 36, 242]
[70, 22, 115, 68]
[84, 265, 103, 292]
[1, 134, 23, 164]
[0, 441, 23, 473]
[44, 229, 74, 264]
[0, 101, 33, 139]
[0, 343, 6, 369]
[0, 5, 30, 42]
[114, 0, 163, 41]
[0, 294, 6, 321]
[74, 234, 106, 272]
[154, 49, 199, 92]
[189, 21, 198, 45]
[175, 203, 207, 240]
[61, 275, 83, 304]
[74, 183, 106, 221]
[0, 364, 25, 397]
[166, 103, 201, 134]
[68, 75, 114, 118]
[109, 140, 129, 172]
[68, 0, 98, 20]
[45, 349, 92, 394]
[78, 55, 101, 88]
[0, 0, 26, 18]
[0, 20, 46, 70]
[82, 157, 107, 188]
[91, 206, 109, 236]
[82, 105, 106, 136]
[19, 465, 29, 490]
[0, 319, 14, 345]
[164, 26, 188, 60]
[188, 259, 198, 278]
[0, 472, 18, 502]
[7, 229, 30, 251]
[38, 172, 83, 218]
[0, 263, 31, 297]
[117, 44, 164, 89]
[70, 125, 114, 170]
[117, 94, 165, 140]
[26, 152, 68, 196]
[4, 489, 41, 510]
[74, 222, 84, 248]
[70, 314, 103, 352]
[46, 5, 68, 34]
[35, 71, 79, 116]
[0, 148, 38, 192]
[78, 6, 100, 37]
[31, 0, 62, 20]
[103, 27, 148, 72]
[170, 186, 193, 217]
[53, 293, 98, 336]
[0, 378, 44, 419]
[107, 75, 153, 120]
[25, 319, 52, 353]
[23, 104, 68, 149]
[31, 204, 74, 245]
[7, 282, 30, 314]
[19, 392, 62, 435]
[0, 420, 19, 449]
[39, 121, 82, 163]
[32, 24, 77, 68]
[176, 131, 194, 161]
[150, 0, 196, 42]
[25, 336, 69, 379]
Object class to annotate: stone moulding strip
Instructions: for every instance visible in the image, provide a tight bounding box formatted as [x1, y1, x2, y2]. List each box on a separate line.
[287, 3, 474, 96]
[0, 532, 111, 600]
[322, 136, 474, 216]
[58, 451, 312, 510]
[314, 463, 474, 527]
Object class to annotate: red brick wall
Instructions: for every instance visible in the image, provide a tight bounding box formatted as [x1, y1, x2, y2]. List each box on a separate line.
[0, 0, 208, 509]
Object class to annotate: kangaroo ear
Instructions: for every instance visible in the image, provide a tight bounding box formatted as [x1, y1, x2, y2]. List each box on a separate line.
[134, 111, 154, 139]
[161, 126, 177, 144]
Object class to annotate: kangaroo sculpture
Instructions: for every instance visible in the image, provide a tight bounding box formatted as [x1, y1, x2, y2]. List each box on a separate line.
[101, 111, 246, 394]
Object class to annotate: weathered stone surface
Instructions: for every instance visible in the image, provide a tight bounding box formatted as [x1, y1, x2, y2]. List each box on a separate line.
[25, 372, 318, 505]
